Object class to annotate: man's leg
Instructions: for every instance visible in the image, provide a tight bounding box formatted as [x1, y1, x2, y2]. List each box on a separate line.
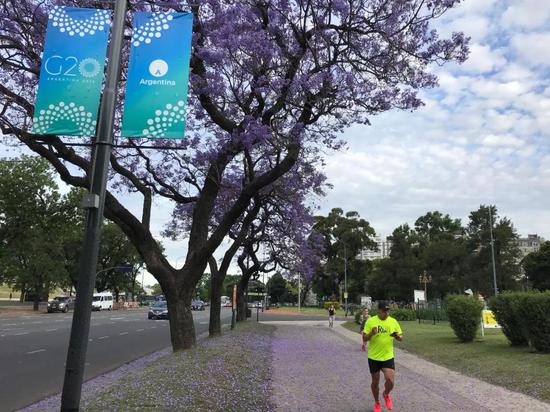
[370, 371, 381, 402]
[382, 368, 395, 410]
[382, 367, 395, 396]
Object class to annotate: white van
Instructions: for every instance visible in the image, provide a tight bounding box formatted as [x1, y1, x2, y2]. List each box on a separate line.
[92, 292, 113, 311]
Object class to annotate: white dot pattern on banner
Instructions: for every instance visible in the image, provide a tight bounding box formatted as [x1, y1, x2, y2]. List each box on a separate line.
[50, 6, 111, 37]
[32, 102, 97, 136]
[141, 101, 186, 138]
[132, 12, 174, 47]
[78, 58, 101, 78]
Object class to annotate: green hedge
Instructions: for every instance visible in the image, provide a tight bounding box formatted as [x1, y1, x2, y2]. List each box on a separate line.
[488, 292, 530, 346]
[391, 308, 417, 321]
[323, 301, 340, 310]
[521, 291, 550, 353]
[445, 294, 483, 342]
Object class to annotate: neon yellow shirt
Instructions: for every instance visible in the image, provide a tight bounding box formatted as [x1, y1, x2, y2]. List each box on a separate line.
[363, 315, 403, 361]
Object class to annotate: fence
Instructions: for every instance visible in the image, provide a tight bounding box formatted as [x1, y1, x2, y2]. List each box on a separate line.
[414, 300, 448, 324]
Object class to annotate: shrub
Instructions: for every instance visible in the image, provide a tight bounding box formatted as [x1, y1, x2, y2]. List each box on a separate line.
[355, 310, 362, 324]
[323, 301, 340, 310]
[445, 294, 483, 342]
[390, 308, 417, 321]
[488, 292, 530, 346]
[520, 291, 550, 353]
[347, 303, 360, 315]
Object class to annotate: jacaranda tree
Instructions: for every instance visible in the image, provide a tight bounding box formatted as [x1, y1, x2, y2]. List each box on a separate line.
[0, 0, 468, 350]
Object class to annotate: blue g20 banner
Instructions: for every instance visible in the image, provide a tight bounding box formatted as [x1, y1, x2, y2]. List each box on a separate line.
[32, 7, 111, 137]
[121, 12, 193, 139]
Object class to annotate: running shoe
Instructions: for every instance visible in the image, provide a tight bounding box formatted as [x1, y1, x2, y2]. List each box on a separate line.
[373, 401, 381, 412]
[384, 394, 393, 410]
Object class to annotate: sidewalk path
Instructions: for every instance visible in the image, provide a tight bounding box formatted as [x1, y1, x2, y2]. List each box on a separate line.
[263, 320, 549, 412]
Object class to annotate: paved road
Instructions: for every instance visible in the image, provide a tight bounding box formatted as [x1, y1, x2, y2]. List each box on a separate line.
[0, 307, 233, 412]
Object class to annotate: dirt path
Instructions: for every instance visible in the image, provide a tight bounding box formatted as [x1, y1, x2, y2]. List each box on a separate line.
[264, 320, 549, 412]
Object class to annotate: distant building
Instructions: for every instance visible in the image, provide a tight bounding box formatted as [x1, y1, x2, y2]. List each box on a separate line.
[516, 234, 545, 258]
[358, 236, 392, 260]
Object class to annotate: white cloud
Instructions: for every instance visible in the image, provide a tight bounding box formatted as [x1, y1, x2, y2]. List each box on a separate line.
[461, 43, 507, 74]
[511, 32, 550, 67]
[481, 133, 523, 147]
[501, 0, 550, 29]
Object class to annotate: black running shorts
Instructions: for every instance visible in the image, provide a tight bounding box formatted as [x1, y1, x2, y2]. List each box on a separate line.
[368, 358, 395, 374]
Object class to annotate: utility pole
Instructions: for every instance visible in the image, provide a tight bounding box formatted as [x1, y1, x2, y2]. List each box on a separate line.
[489, 206, 498, 296]
[344, 244, 348, 317]
[298, 274, 301, 311]
[60, 1, 127, 410]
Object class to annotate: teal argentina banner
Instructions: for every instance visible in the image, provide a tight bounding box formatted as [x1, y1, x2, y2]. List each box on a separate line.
[32, 7, 111, 136]
[121, 12, 193, 139]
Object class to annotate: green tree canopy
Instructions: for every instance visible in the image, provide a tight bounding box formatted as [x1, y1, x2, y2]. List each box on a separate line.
[522, 241, 550, 291]
[0, 156, 83, 307]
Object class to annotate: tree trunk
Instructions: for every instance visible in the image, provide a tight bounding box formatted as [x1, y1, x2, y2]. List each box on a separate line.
[236, 282, 247, 321]
[209, 269, 224, 337]
[33, 281, 42, 311]
[166, 293, 196, 350]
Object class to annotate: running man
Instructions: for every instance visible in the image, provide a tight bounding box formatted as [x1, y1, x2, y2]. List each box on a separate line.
[328, 304, 336, 327]
[363, 301, 403, 412]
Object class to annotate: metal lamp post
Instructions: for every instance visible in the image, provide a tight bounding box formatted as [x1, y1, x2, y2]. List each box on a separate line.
[344, 244, 348, 317]
[488, 206, 498, 296]
[419, 271, 432, 302]
[60, 1, 128, 409]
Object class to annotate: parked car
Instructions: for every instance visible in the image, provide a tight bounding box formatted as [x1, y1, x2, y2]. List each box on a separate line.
[248, 301, 263, 309]
[191, 300, 205, 311]
[47, 296, 75, 313]
[92, 291, 113, 311]
[148, 301, 169, 320]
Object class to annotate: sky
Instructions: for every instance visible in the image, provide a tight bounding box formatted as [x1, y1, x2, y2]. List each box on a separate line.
[320, 0, 550, 241]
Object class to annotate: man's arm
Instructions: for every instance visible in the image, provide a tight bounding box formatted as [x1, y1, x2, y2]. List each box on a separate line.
[391, 331, 403, 342]
[364, 326, 378, 341]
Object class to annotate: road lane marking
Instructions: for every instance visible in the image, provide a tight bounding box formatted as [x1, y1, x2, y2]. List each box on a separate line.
[119, 332, 128, 336]
[54, 319, 65, 322]
[14, 332, 30, 336]
[150, 326, 157, 329]
[45, 328, 58, 332]
[136, 329, 144, 332]
[199, 321, 208, 324]
[26, 349, 46, 354]
[110, 317, 124, 320]
[4, 323, 16, 326]
[98, 336, 109, 340]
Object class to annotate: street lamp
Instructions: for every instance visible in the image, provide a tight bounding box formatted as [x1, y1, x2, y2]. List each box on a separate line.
[418, 271, 432, 302]
[344, 244, 348, 317]
[488, 207, 498, 296]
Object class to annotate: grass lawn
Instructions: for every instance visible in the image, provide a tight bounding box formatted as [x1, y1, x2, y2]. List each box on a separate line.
[0, 284, 16, 299]
[342, 320, 550, 402]
[268, 305, 349, 317]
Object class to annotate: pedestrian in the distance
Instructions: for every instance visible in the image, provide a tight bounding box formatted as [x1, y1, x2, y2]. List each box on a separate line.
[328, 304, 335, 327]
[363, 301, 403, 412]
[359, 307, 370, 351]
